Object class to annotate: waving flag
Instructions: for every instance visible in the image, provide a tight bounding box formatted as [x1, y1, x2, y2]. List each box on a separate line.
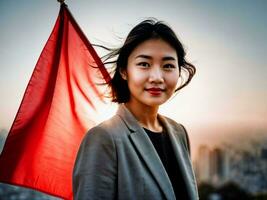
[0, 3, 110, 199]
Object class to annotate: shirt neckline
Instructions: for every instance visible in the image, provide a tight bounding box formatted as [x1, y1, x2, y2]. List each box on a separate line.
[143, 127, 165, 135]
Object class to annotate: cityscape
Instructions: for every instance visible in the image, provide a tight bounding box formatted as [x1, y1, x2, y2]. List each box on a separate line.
[194, 135, 267, 199]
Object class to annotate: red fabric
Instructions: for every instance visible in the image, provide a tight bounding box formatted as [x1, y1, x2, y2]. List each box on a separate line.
[0, 4, 110, 199]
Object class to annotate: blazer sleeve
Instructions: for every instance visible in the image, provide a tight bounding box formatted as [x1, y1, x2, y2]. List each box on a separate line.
[73, 126, 117, 200]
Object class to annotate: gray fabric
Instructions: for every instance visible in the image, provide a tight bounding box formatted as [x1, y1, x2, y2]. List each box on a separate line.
[73, 104, 199, 200]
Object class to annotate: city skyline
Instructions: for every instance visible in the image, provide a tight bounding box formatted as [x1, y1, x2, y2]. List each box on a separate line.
[194, 136, 267, 195]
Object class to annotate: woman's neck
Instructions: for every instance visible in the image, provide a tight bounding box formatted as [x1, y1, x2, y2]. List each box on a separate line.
[124, 102, 163, 132]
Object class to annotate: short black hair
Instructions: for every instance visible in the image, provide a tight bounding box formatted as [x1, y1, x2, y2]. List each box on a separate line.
[101, 19, 196, 103]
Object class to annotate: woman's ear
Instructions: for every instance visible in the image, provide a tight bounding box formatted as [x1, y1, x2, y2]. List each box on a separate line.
[119, 69, 127, 80]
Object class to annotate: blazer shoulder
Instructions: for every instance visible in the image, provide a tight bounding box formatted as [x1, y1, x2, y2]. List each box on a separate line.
[84, 114, 128, 141]
[84, 124, 112, 142]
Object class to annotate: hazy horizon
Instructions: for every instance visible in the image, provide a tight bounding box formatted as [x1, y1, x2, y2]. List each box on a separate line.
[1, 118, 266, 160]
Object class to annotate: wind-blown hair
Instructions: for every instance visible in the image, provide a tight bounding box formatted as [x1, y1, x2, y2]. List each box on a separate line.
[100, 19, 196, 103]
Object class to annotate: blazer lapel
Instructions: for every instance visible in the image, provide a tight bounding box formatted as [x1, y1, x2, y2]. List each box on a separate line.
[117, 105, 176, 200]
[158, 115, 198, 200]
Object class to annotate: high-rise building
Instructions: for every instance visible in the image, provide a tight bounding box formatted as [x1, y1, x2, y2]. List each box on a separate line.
[196, 145, 211, 183]
[210, 148, 224, 185]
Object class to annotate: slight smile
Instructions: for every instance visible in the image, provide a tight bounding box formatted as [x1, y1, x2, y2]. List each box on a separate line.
[145, 87, 165, 96]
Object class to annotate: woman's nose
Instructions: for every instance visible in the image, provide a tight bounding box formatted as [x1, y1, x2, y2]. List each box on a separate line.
[148, 66, 164, 83]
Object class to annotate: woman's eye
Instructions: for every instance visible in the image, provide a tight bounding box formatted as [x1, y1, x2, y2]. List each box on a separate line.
[137, 62, 150, 67]
[163, 64, 176, 69]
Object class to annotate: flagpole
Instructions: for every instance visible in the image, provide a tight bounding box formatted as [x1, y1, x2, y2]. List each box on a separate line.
[57, 0, 65, 4]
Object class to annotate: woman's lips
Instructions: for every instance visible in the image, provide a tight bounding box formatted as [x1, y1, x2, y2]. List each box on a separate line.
[145, 88, 164, 96]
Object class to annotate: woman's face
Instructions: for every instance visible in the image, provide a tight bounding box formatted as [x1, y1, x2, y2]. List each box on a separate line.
[121, 38, 180, 108]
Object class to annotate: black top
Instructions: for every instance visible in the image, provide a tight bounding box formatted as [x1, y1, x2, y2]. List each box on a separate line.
[144, 128, 189, 200]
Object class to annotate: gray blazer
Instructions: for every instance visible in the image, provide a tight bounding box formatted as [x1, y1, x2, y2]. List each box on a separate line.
[73, 104, 199, 200]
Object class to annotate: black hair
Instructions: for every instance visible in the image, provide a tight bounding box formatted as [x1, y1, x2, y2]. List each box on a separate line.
[100, 19, 196, 103]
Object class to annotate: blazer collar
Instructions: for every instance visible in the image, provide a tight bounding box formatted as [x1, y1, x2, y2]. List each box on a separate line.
[116, 104, 176, 200]
[159, 115, 199, 200]
[116, 104, 140, 132]
[116, 104, 198, 200]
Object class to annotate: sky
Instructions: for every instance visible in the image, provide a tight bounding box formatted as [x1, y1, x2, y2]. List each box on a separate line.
[0, 0, 267, 156]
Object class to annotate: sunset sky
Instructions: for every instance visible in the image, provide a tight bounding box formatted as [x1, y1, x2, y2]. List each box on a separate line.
[0, 1, 266, 157]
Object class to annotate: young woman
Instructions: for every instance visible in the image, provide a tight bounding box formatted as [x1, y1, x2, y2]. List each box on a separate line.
[73, 19, 199, 200]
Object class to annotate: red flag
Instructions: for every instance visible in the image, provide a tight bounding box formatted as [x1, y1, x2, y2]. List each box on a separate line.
[0, 3, 110, 199]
